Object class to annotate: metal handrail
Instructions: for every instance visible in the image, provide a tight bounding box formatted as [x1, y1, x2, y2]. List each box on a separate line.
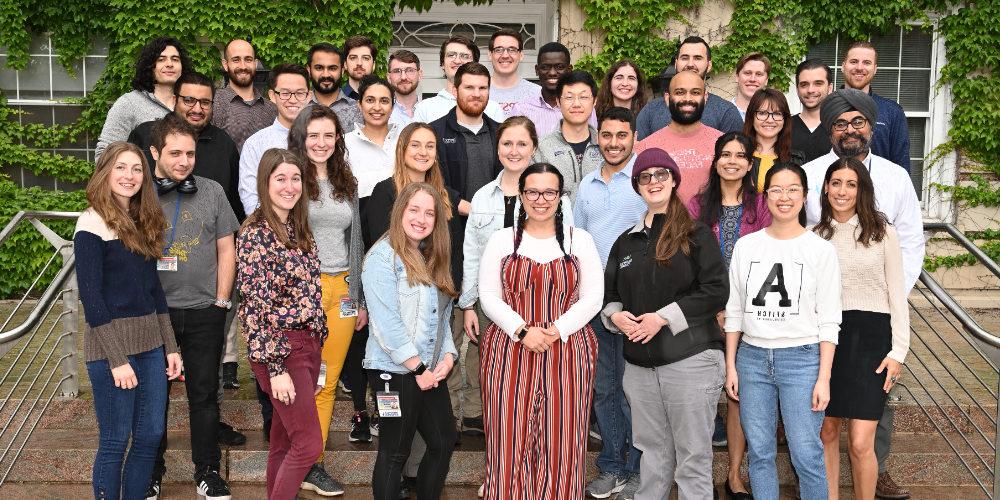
[0, 211, 81, 246]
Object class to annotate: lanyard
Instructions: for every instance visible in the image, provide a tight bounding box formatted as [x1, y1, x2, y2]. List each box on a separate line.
[163, 194, 182, 255]
[718, 204, 743, 255]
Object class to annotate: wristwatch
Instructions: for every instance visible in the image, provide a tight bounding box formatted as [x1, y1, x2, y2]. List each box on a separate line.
[214, 298, 232, 310]
[412, 362, 428, 376]
[516, 325, 529, 340]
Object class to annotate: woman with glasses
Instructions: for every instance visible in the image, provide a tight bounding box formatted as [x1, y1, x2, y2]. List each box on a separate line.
[477, 163, 602, 499]
[595, 60, 649, 120]
[602, 148, 728, 499]
[743, 88, 801, 191]
[724, 162, 842, 500]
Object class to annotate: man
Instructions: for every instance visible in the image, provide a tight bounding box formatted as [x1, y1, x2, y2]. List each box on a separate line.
[211, 38, 277, 153]
[487, 28, 541, 114]
[239, 63, 311, 215]
[576, 106, 647, 500]
[145, 114, 237, 500]
[841, 41, 911, 172]
[509, 42, 597, 137]
[732, 52, 770, 120]
[342, 35, 376, 100]
[792, 59, 834, 164]
[801, 89, 924, 500]
[634, 36, 743, 140]
[533, 71, 603, 196]
[387, 49, 424, 127]
[635, 71, 723, 203]
[413, 36, 506, 124]
[307, 42, 362, 131]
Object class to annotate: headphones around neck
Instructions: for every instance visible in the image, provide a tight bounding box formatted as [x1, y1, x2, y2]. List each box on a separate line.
[154, 175, 198, 195]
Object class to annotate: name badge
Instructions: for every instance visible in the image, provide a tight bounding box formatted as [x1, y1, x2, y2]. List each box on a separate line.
[157, 256, 178, 272]
[317, 362, 327, 387]
[377, 373, 401, 417]
[339, 295, 358, 318]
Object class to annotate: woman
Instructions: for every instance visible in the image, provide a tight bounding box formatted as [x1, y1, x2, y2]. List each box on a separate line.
[724, 162, 842, 500]
[687, 132, 770, 499]
[742, 88, 798, 191]
[362, 182, 459, 500]
[237, 148, 328, 500]
[287, 105, 364, 495]
[602, 148, 728, 499]
[75, 141, 183, 500]
[478, 163, 603, 499]
[595, 60, 649, 119]
[346, 74, 401, 200]
[815, 158, 908, 500]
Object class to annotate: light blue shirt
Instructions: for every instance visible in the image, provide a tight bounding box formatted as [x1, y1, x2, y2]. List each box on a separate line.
[573, 154, 646, 267]
[389, 97, 420, 127]
[238, 119, 289, 215]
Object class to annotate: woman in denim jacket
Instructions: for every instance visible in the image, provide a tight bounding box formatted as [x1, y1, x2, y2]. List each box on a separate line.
[362, 182, 459, 500]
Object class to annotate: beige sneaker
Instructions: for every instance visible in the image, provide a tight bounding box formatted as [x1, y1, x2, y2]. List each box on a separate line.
[478, 483, 485, 497]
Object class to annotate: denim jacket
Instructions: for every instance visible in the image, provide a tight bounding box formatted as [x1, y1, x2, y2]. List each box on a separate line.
[458, 171, 574, 309]
[362, 239, 457, 374]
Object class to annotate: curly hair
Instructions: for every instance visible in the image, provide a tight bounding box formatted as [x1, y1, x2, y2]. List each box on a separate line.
[132, 37, 192, 92]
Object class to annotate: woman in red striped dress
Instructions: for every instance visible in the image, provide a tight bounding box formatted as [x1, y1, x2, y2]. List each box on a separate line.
[477, 163, 604, 500]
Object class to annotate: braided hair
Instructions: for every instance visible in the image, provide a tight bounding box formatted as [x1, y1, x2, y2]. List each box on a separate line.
[513, 163, 569, 260]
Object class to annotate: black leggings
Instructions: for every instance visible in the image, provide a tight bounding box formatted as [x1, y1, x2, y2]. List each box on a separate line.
[342, 324, 372, 411]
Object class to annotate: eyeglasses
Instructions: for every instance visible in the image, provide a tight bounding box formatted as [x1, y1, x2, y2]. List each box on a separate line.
[560, 94, 593, 103]
[538, 63, 569, 73]
[765, 186, 804, 199]
[831, 117, 869, 131]
[274, 89, 309, 101]
[754, 110, 784, 122]
[388, 67, 419, 76]
[522, 189, 561, 201]
[491, 47, 521, 55]
[445, 51, 474, 61]
[636, 169, 673, 186]
[177, 95, 213, 109]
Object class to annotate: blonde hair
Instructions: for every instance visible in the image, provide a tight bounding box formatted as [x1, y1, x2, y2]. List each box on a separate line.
[392, 122, 453, 219]
[386, 182, 456, 297]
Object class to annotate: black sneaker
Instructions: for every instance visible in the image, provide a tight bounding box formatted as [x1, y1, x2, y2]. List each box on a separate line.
[350, 410, 373, 443]
[399, 475, 417, 498]
[144, 476, 161, 500]
[218, 422, 247, 446]
[712, 413, 728, 447]
[301, 463, 346, 496]
[462, 416, 485, 436]
[194, 467, 232, 500]
[222, 362, 239, 389]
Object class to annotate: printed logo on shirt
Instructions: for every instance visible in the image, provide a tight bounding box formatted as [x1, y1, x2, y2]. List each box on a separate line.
[587, 149, 601, 158]
[443, 137, 457, 144]
[553, 150, 567, 156]
[619, 254, 633, 270]
[743, 261, 803, 321]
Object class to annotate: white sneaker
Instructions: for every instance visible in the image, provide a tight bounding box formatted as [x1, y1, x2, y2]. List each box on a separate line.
[478, 483, 485, 497]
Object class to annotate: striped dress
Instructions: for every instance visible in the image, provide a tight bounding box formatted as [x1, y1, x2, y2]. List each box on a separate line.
[479, 241, 598, 500]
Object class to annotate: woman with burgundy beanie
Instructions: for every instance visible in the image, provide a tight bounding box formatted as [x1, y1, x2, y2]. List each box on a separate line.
[602, 148, 729, 498]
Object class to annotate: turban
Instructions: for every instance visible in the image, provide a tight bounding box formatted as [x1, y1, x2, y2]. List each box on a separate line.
[820, 88, 877, 130]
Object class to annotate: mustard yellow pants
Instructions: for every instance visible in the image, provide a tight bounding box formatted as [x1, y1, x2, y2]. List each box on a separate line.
[316, 272, 357, 461]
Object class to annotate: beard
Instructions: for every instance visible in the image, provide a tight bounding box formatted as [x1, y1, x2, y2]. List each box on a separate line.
[457, 96, 486, 117]
[668, 97, 706, 125]
[226, 68, 254, 88]
[832, 131, 871, 158]
[392, 81, 417, 97]
[311, 75, 342, 95]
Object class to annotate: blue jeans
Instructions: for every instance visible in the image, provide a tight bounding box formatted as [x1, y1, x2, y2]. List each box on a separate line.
[736, 341, 827, 500]
[88, 346, 168, 500]
[591, 316, 641, 476]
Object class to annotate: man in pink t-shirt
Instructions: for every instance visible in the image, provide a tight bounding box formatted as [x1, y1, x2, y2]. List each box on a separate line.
[635, 71, 722, 203]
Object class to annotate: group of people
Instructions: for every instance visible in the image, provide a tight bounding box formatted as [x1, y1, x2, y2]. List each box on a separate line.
[73, 28, 925, 500]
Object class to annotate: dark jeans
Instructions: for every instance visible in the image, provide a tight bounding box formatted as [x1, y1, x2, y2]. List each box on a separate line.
[153, 306, 226, 478]
[343, 324, 371, 411]
[591, 316, 641, 476]
[368, 370, 457, 500]
[88, 346, 168, 500]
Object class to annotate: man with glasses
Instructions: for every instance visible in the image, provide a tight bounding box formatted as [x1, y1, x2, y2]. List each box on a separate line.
[307, 42, 362, 131]
[792, 59, 834, 164]
[413, 36, 506, 124]
[510, 42, 597, 137]
[212, 39, 276, 153]
[342, 35, 376, 100]
[488, 28, 540, 114]
[635, 70, 722, 204]
[534, 71, 603, 196]
[387, 49, 424, 127]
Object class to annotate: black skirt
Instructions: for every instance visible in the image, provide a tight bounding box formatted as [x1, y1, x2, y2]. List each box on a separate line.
[827, 310, 892, 420]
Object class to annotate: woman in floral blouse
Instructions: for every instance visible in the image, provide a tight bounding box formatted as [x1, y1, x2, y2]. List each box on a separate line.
[236, 148, 328, 500]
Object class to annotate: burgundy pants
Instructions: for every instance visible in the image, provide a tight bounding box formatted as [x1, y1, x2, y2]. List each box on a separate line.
[250, 330, 323, 500]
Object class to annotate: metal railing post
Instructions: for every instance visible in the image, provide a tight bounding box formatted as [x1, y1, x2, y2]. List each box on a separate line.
[57, 247, 79, 398]
[995, 375, 1000, 499]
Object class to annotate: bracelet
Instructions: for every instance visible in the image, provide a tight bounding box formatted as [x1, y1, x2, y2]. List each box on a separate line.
[214, 298, 232, 310]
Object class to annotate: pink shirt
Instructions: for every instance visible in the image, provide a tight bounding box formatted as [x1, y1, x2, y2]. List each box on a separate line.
[634, 123, 722, 204]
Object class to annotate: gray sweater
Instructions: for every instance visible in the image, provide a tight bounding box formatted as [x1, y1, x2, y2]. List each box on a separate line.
[96, 90, 172, 160]
[309, 182, 365, 305]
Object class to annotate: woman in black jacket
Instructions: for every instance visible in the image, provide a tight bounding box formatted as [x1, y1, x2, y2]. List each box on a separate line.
[602, 147, 729, 499]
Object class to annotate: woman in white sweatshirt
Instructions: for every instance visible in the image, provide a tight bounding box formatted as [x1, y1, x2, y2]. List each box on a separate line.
[723, 162, 842, 500]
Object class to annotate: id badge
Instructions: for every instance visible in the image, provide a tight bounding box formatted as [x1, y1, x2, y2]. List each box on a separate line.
[339, 295, 358, 318]
[317, 362, 327, 388]
[376, 373, 401, 418]
[157, 256, 178, 272]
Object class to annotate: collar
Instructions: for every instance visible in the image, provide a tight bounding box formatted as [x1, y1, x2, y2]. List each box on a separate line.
[197, 124, 218, 141]
[535, 94, 558, 110]
[223, 85, 265, 103]
[311, 92, 354, 108]
[270, 118, 290, 133]
[629, 212, 661, 234]
[554, 120, 598, 144]
[435, 88, 456, 101]
[350, 123, 400, 146]
[393, 95, 421, 114]
[830, 214, 860, 227]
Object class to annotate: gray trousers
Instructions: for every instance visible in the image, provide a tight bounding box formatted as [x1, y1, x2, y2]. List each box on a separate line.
[875, 385, 898, 473]
[623, 349, 724, 500]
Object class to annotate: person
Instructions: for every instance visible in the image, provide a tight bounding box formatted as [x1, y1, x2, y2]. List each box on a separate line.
[635, 70, 723, 203]
[487, 29, 541, 114]
[362, 182, 459, 500]
[732, 53, 771, 120]
[602, 147, 728, 499]
[307, 42, 363, 131]
[743, 88, 799, 191]
[387, 49, 424, 127]
[801, 88, 924, 500]
[75, 141, 182, 500]
[96, 37, 191, 160]
[212, 38, 277, 153]
[237, 148, 328, 500]
[724, 162, 842, 500]
[509, 42, 597, 136]
[239, 63, 312, 215]
[478, 163, 603, 499]
[287, 104, 366, 496]
[412, 36, 505, 123]
[574, 107, 645, 500]
[791, 59, 833, 164]
[813, 158, 909, 500]
[687, 131, 771, 499]
[840, 41, 910, 172]
[533, 71, 603, 196]
[346, 75, 401, 199]
[595, 59, 649, 120]
[635, 36, 743, 140]
[342, 35, 377, 100]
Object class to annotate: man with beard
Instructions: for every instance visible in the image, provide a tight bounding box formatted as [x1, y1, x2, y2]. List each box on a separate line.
[488, 28, 540, 114]
[841, 41, 911, 172]
[792, 59, 834, 163]
[635, 70, 722, 203]
[307, 42, 362, 131]
[634, 36, 743, 140]
[413, 36, 506, 124]
[387, 49, 424, 127]
[211, 39, 276, 153]
[533, 70, 603, 196]
[802, 90, 924, 500]
[342, 35, 376, 100]
[575, 106, 647, 500]
[509, 41, 597, 137]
